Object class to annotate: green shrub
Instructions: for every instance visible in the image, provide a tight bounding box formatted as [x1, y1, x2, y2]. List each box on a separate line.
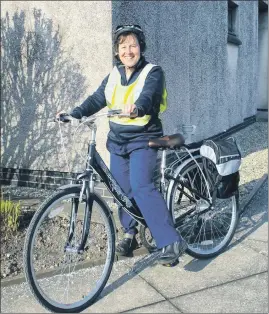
[0, 199, 21, 236]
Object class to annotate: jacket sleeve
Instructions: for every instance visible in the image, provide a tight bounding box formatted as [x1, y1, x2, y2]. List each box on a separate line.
[134, 66, 165, 117]
[70, 75, 109, 119]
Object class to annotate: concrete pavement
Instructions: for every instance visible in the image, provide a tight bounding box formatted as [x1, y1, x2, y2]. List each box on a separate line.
[1, 180, 267, 313]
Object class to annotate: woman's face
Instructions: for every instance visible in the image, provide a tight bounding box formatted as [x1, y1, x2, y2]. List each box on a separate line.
[118, 34, 141, 68]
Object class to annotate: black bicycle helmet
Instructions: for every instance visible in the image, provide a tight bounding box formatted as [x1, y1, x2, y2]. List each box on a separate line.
[113, 24, 146, 54]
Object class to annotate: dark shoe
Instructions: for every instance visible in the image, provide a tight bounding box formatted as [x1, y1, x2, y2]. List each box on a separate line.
[116, 236, 139, 256]
[157, 239, 187, 265]
[162, 259, 180, 267]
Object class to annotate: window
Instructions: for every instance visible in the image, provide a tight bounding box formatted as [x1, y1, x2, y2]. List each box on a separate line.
[259, 0, 268, 12]
[228, 0, 238, 36]
[227, 0, 242, 45]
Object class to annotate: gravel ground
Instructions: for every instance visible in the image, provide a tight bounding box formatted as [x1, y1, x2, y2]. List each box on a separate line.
[231, 122, 268, 201]
[1, 121, 267, 279]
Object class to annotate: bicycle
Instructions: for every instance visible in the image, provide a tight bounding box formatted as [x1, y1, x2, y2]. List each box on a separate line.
[139, 136, 239, 257]
[23, 109, 239, 313]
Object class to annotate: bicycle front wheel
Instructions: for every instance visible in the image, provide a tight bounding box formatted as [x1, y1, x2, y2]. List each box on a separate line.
[24, 187, 115, 313]
[167, 157, 239, 259]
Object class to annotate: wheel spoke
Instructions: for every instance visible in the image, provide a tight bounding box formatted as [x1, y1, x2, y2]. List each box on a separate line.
[24, 190, 115, 312]
[170, 158, 238, 257]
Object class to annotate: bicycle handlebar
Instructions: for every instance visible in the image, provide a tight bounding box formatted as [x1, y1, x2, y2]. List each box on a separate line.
[53, 109, 132, 124]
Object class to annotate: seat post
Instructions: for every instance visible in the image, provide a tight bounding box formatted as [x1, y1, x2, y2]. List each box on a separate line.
[160, 149, 166, 185]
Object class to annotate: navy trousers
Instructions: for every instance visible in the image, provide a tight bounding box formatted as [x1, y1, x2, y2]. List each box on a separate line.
[110, 147, 181, 249]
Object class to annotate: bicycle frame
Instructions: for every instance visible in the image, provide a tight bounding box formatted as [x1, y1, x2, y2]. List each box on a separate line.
[93, 149, 146, 225]
[64, 144, 147, 253]
[61, 112, 212, 252]
[74, 144, 213, 248]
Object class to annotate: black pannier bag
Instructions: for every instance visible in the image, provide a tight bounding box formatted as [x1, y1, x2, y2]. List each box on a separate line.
[200, 137, 241, 199]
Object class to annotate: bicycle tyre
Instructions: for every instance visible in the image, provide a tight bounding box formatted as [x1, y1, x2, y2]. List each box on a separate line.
[167, 156, 239, 259]
[23, 186, 115, 313]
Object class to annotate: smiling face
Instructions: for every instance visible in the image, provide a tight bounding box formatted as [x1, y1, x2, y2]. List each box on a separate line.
[118, 34, 141, 68]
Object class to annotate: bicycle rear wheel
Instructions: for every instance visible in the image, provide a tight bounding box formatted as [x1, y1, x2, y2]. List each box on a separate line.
[24, 187, 115, 313]
[167, 157, 239, 259]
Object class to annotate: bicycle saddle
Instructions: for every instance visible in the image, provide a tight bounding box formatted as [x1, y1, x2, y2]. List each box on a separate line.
[148, 133, 185, 149]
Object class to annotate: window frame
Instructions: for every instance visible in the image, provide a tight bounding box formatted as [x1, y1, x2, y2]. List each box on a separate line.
[227, 0, 242, 46]
[228, 0, 238, 36]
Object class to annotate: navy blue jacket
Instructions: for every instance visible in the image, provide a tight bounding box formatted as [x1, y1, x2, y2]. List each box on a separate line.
[70, 57, 165, 150]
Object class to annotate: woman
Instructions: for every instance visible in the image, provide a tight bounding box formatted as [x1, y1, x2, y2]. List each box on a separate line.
[59, 24, 186, 265]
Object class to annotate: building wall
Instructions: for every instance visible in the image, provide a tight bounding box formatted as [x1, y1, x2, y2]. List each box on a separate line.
[1, 1, 264, 173]
[112, 1, 259, 140]
[1, 1, 112, 172]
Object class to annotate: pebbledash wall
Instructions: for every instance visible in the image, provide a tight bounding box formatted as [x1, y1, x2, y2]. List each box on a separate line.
[1, 1, 268, 197]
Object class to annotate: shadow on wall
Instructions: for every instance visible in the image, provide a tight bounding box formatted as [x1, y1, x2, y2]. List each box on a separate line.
[1, 9, 88, 171]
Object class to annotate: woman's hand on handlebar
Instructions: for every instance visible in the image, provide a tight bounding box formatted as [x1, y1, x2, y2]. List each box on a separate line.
[55, 111, 72, 123]
[55, 106, 138, 123]
[121, 104, 138, 118]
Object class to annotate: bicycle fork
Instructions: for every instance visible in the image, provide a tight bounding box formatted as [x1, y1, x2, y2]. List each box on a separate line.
[64, 180, 94, 254]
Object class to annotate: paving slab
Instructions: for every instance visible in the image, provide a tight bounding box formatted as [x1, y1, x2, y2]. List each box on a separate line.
[237, 238, 268, 257]
[126, 243, 268, 299]
[84, 253, 165, 313]
[1, 258, 165, 313]
[232, 181, 268, 255]
[130, 185, 268, 300]
[235, 213, 268, 242]
[1, 282, 48, 313]
[1, 258, 164, 313]
[170, 272, 268, 313]
[233, 219, 268, 257]
[84, 272, 164, 313]
[247, 221, 268, 242]
[125, 300, 181, 313]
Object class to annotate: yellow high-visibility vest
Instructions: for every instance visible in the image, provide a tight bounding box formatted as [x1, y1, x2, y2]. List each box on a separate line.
[104, 64, 167, 126]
